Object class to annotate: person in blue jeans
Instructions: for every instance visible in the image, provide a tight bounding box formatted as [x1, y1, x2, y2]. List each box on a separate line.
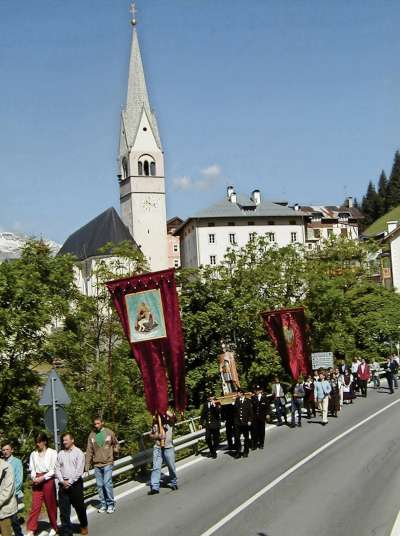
[85, 417, 119, 514]
[148, 410, 178, 495]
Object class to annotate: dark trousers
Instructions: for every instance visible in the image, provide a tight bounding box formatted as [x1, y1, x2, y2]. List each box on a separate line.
[11, 512, 23, 536]
[274, 398, 287, 424]
[225, 419, 235, 450]
[387, 373, 394, 393]
[252, 418, 266, 448]
[59, 478, 88, 535]
[359, 379, 368, 397]
[304, 399, 316, 418]
[235, 424, 250, 455]
[291, 398, 303, 425]
[205, 427, 220, 455]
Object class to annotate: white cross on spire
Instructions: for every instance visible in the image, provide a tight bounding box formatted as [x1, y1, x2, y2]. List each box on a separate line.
[130, 2, 137, 25]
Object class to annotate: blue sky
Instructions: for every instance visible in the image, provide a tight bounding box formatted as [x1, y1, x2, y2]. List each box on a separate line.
[1, 0, 399, 243]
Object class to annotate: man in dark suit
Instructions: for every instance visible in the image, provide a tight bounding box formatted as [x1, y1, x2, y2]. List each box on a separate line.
[200, 395, 221, 458]
[221, 400, 236, 451]
[233, 388, 253, 458]
[251, 385, 269, 449]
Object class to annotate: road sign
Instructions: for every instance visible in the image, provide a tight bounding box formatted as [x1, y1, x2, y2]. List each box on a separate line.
[312, 352, 334, 370]
[44, 405, 68, 435]
[39, 369, 71, 406]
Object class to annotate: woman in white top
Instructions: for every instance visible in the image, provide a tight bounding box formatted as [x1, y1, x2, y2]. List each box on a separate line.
[26, 433, 58, 536]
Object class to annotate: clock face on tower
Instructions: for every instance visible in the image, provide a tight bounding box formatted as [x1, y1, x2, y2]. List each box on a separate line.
[142, 197, 158, 212]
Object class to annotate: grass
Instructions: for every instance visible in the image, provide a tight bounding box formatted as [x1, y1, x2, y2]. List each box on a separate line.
[363, 205, 400, 237]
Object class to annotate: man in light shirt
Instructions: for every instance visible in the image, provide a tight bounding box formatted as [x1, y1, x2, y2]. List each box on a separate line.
[271, 377, 287, 426]
[55, 432, 88, 536]
[314, 371, 332, 426]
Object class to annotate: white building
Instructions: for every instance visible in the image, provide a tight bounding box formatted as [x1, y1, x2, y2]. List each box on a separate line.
[175, 187, 307, 268]
[382, 221, 400, 292]
[117, 13, 168, 272]
[300, 198, 363, 249]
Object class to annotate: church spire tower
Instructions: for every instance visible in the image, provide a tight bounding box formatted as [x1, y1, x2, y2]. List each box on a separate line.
[118, 3, 167, 271]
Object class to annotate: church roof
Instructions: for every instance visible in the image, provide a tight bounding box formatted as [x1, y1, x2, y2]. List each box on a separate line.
[121, 27, 162, 152]
[58, 207, 139, 261]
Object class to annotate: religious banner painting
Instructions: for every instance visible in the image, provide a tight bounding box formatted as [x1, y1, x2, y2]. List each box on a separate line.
[125, 288, 167, 344]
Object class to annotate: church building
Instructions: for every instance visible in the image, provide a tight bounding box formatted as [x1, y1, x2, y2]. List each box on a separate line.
[117, 8, 168, 272]
[59, 7, 168, 280]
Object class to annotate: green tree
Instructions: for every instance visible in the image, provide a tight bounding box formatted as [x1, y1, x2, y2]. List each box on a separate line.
[387, 150, 400, 210]
[377, 170, 389, 214]
[0, 241, 77, 457]
[47, 241, 151, 450]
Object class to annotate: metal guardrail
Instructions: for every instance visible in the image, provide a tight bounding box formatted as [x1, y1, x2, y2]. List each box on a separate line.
[83, 367, 392, 492]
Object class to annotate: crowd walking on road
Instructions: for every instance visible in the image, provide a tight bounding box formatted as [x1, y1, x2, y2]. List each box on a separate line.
[0, 357, 398, 535]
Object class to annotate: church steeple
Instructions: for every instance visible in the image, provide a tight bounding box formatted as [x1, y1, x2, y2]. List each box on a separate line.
[118, 3, 168, 272]
[123, 25, 162, 151]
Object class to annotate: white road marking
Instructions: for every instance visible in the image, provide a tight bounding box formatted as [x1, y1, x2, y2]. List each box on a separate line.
[199, 397, 400, 536]
[391, 508, 400, 536]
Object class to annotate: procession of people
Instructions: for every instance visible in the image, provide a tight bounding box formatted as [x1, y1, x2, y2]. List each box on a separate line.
[0, 356, 397, 535]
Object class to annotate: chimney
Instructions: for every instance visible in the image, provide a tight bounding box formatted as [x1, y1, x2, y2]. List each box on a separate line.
[346, 196, 353, 208]
[252, 189, 261, 205]
[230, 191, 237, 204]
[387, 221, 398, 234]
[227, 186, 234, 200]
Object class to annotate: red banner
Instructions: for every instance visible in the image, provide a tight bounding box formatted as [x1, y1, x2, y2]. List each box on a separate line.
[106, 269, 186, 415]
[261, 307, 311, 380]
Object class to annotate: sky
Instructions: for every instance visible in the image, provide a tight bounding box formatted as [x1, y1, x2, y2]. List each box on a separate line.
[1, 0, 399, 243]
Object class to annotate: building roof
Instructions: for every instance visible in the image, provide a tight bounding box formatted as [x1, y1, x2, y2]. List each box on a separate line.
[299, 205, 364, 220]
[194, 194, 306, 219]
[167, 216, 184, 233]
[58, 207, 139, 261]
[174, 194, 306, 235]
[120, 26, 162, 154]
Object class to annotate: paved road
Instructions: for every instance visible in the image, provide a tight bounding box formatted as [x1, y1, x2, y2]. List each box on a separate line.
[84, 386, 400, 536]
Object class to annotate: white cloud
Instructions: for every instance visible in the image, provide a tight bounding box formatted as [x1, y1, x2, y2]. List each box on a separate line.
[201, 164, 221, 178]
[172, 176, 193, 191]
[173, 164, 223, 192]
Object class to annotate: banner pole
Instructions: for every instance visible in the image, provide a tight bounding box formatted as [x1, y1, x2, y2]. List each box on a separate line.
[157, 412, 165, 448]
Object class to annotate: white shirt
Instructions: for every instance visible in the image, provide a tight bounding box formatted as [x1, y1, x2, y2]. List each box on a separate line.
[275, 384, 283, 397]
[351, 361, 360, 373]
[29, 448, 57, 480]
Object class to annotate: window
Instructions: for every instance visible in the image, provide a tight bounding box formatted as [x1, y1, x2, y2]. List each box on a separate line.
[210, 255, 216, 265]
[173, 244, 179, 252]
[174, 259, 180, 268]
[138, 154, 156, 177]
[267, 232, 275, 242]
[209, 234, 215, 244]
[228, 222, 235, 226]
[122, 157, 129, 180]
[327, 229, 334, 237]
[341, 228, 348, 237]
[314, 229, 321, 239]
[229, 233, 236, 245]
[249, 232, 257, 241]
[291, 232, 297, 243]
